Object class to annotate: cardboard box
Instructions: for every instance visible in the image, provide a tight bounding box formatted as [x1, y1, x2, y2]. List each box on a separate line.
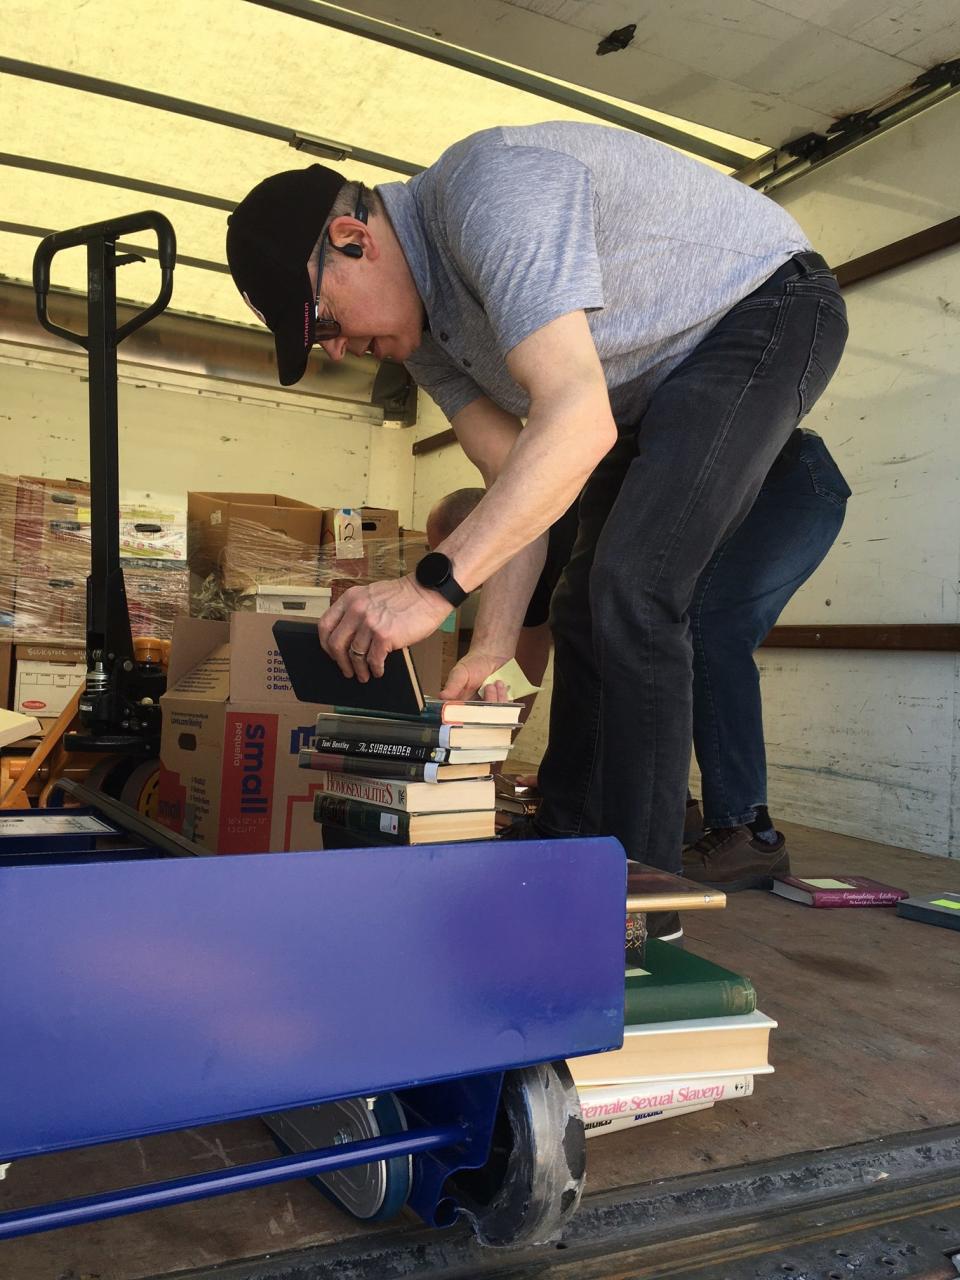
[320, 507, 365, 561]
[360, 506, 402, 578]
[0, 572, 14, 637]
[14, 475, 91, 567]
[0, 640, 12, 710]
[188, 491, 325, 589]
[13, 572, 86, 644]
[125, 563, 190, 640]
[157, 612, 335, 854]
[320, 506, 402, 583]
[75, 503, 188, 562]
[0, 474, 16, 567]
[13, 643, 86, 718]
[253, 584, 332, 617]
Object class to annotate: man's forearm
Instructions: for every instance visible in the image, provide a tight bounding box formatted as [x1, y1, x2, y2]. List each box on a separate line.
[471, 533, 548, 660]
[439, 386, 613, 592]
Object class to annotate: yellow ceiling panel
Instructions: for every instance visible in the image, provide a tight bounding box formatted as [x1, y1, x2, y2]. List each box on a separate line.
[1, 0, 763, 325]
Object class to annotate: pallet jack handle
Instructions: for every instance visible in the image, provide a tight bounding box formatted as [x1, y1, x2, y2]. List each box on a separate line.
[33, 210, 176, 347]
[31, 212, 177, 748]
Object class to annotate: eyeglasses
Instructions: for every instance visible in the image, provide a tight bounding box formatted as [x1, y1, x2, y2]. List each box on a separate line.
[313, 193, 368, 341]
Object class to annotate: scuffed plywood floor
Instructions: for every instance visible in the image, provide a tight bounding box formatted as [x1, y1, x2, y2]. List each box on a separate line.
[2, 821, 958, 1279]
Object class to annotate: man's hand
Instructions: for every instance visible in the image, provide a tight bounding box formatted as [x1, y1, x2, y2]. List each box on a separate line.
[441, 647, 514, 702]
[317, 575, 453, 680]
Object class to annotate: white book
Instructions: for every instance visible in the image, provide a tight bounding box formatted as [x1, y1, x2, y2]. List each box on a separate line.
[0, 707, 43, 749]
[577, 1073, 756, 1123]
[585, 1101, 713, 1138]
[311, 770, 495, 814]
[567, 1010, 777, 1088]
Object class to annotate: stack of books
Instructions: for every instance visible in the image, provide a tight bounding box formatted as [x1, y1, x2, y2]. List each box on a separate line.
[571, 938, 777, 1139]
[299, 698, 523, 846]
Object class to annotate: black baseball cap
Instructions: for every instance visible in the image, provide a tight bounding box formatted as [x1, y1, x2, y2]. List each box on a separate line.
[226, 165, 347, 386]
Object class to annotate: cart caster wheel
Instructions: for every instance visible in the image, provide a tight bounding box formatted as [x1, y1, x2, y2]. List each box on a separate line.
[263, 1093, 411, 1222]
[450, 1060, 586, 1248]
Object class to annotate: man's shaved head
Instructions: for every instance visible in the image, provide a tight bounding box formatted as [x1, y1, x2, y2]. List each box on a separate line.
[426, 487, 485, 549]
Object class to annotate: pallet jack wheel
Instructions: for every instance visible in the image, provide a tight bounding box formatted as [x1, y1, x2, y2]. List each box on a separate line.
[448, 1060, 586, 1247]
[262, 1094, 412, 1222]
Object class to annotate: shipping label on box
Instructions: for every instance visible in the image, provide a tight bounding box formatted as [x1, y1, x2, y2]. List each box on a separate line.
[320, 507, 402, 583]
[324, 508, 365, 560]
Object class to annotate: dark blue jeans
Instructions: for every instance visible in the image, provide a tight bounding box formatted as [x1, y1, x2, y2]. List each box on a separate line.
[691, 429, 849, 828]
[537, 253, 849, 873]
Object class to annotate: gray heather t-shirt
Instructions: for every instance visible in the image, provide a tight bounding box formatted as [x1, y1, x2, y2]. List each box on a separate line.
[378, 122, 811, 425]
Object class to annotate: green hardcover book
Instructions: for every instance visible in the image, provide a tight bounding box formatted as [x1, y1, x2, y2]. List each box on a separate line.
[314, 794, 496, 845]
[625, 940, 757, 1025]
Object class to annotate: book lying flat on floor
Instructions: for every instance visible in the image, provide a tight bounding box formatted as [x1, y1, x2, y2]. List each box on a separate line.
[314, 793, 496, 844]
[896, 892, 960, 931]
[299, 750, 491, 783]
[771, 874, 908, 907]
[577, 1073, 756, 1122]
[625, 940, 757, 1025]
[566, 1011, 777, 1088]
[304, 769, 496, 814]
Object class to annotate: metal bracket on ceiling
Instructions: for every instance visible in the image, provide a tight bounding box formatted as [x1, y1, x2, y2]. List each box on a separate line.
[737, 58, 960, 193]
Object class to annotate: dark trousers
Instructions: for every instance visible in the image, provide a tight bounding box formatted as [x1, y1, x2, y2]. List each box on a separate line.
[691, 429, 850, 827]
[536, 254, 849, 872]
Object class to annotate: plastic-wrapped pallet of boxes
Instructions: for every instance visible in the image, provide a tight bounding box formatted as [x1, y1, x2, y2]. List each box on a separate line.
[187, 492, 458, 698]
[0, 474, 190, 719]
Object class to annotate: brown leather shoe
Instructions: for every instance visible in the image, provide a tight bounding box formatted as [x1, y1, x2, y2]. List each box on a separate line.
[683, 826, 790, 891]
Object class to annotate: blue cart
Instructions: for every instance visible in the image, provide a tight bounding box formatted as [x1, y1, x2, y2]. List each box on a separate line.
[0, 814, 625, 1247]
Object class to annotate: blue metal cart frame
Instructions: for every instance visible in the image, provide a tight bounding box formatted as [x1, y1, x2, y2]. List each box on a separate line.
[0, 831, 625, 1245]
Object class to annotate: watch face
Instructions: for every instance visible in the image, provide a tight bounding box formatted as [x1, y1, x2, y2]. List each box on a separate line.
[417, 551, 450, 589]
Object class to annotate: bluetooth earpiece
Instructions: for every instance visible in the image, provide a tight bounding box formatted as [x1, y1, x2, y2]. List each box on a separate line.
[330, 238, 363, 260]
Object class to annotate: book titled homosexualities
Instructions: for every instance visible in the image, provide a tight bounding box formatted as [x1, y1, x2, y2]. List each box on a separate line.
[771, 874, 908, 907]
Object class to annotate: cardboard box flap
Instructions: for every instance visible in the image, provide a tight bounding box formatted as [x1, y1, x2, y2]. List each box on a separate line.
[167, 646, 230, 702]
[227, 611, 304, 705]
[166, 616, 230, 689]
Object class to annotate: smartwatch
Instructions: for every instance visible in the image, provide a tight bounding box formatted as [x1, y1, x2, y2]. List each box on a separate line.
[415, 551, 469, 607]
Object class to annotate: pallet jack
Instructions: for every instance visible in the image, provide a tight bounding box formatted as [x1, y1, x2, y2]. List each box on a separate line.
[32, 210, 175, 753]
[0, 212, 628, 1249]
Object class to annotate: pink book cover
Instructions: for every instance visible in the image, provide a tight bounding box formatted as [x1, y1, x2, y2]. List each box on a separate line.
[772, 874, 909, 907]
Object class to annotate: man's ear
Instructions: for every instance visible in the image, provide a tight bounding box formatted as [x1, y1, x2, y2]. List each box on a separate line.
[328, 215, 379, 261]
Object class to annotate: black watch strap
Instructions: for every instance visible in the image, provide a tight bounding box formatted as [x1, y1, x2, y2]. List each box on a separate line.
[415, 552, 469, 607]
